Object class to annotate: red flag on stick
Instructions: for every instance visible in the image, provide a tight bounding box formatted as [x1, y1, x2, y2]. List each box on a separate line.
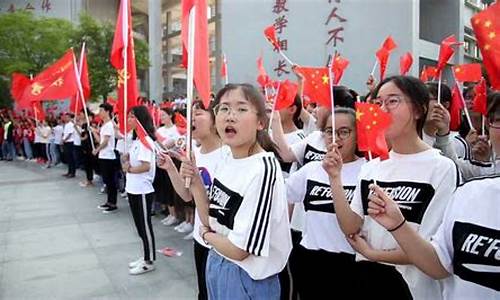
[399, 52, 413, 76]
[453, 63, 482, 82]
[375, 36, 398, 81]
[221, 52, 228, 84]
[471, 2, 500, 90]
[294, 66, 331, 109]
[10, 73, 32, 109]
[134, 119, 154, 151]
[70, 48, 91, 114]
[420, 66, 438, 82]
[355, 102, 392, 160]
[437, 35, 462, 73]
[472, 77, 488, 116]
[33, 101, 46, 122]
[181, 0, 211, 108]
[22, 49, 79, 102]
[111, 0, 139, 133]
[274, 80, 298, 110]
[257, 54, 271, 88]
[450, 83, 465, 131]
[331, 55, 349, 85]
[264, 25, 280, 50]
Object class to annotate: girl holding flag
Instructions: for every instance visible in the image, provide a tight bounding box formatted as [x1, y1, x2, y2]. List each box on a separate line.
[179, 84, 292, 299]
[324, 76, 459, 299]
[122, 106, 157, 275]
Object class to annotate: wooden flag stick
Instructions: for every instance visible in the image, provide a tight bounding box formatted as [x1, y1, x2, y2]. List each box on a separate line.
[370, 60, 378, 77]
[437, 72, 443, 105]
[328, 56, 336, 143]
[267, 82, 280, 132]
[185, 6, 196, 188]
[279, 49, 294, 66]
[455, 82, 474, 130]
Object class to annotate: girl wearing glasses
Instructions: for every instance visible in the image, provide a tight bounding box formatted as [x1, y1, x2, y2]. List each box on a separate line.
[324, 76, 459, 299]
[180, 84, 292, 299]
[287, 107, 364, 298]
[365, 92, 500, 299]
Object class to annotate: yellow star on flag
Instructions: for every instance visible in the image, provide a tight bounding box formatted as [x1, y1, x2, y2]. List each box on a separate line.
[484, 20, 492, 28]
[321, 74, 329, 84]
[31, 82, 43, 95]
[489, 31, 496, 39]
[50, 77, 64, 87]
[356, 110, 364, 120]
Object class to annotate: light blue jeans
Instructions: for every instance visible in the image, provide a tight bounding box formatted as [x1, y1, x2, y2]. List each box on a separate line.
[205, 250, 280, 300]
[23, 138, 33, 159]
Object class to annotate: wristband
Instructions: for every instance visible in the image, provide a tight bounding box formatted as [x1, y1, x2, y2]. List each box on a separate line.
[388, 218, 406, 232]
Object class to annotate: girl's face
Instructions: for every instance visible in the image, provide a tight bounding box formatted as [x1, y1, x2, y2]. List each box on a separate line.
[127, 112, 136, 131]
[323, 114, 356, 161]
[489, 111, 500, 156]
[160, 111, 171, 125]
[377, 81, 419, 141]
[215, 88, 263, 154]
[192, 107, 214, 141]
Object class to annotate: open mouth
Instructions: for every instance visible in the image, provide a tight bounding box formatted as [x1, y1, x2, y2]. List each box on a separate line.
[224, 125, 237, 137]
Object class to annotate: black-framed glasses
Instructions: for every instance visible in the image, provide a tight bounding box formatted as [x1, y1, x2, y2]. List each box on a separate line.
[323, 127, 353, 140]
[372, 94, 405, 110]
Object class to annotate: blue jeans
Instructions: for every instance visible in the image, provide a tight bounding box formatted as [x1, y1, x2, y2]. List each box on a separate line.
[49, 142, 60, 164]
[2, 141, 16, 160]
[205, 250, 280, 300]
[23, 138, 33, 159]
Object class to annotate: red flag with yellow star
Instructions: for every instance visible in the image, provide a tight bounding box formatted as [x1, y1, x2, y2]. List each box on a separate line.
[472, 77, 488, 116]
[22, 49, 78, 102]
[453, 63, 482, 82]
[471, 2, 500, 90]
[294, 66, 331, 108]
[437, 35, 462, 74]
[399, 52, 413, 76]
[355, 102, 392, 160]
[274, 80, 298, 110]
[331, 54, 349, 85]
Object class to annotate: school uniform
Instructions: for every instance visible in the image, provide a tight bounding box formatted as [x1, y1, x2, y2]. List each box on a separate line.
[63, 121, 75, 175]
[431, 175, 500, 299]
[290, 130, 326, 167]
[350, 149, 460, 299]
[205, 151, 292, 299]
[287, 159, 364, 298]
[126, 139, 156, 262]
[192, 145, 231, 300]
[98, 121, 117, 205]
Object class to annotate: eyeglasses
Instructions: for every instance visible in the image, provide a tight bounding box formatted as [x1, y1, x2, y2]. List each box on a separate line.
[372, 95, 405, 110]
[213, 103, 257, 118]
[323, 127, 352, 140]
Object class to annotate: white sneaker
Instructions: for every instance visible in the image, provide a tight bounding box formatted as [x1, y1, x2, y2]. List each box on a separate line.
[177, 222, 193, 233]
[129, 261, 155, 275]
[120, 191, 128, 198]
[174, 221, 187, 231]
[163, 215, 180, 226]
[183, 231, 194, 240]
[128, 258, 143, 269]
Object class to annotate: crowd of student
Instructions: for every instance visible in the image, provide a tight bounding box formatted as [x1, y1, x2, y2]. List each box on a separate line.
[1, 71, 499, 299]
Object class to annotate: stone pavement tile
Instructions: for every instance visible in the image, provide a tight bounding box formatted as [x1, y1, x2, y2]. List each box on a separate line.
[1, 249, 100, 284]
[1, 268, 116, 299]
[0, 220, 9, 233]
[116, 277, 197, 300]
[4, 224, 91, 261]
[8, 214, 76, 232]
[80, 219, 139, 248]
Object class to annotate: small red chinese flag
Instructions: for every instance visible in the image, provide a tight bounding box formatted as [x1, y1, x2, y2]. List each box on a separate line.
[453, 63, 482, 82]
[420, 66, 438, 82]
[220, 52, 228, 81]
[32, 101, 46, 122]
[274, 80, 298, 110]
[264, 25, 280, 50]
[399, 52, 413, 76]
[471, 2, 500, 90]
[450, 83, 465, 131]
[437, 35, 462, 74]
[181, 0, 211, 108]
[22, 49, 79, 102]
[472, 77, 488, 116]
[174, 112, 187, 135]
[10, 73, 32, 109]
[256, 54, 270, 88]
[355, 102, 392, 160]
[294, 66, 331, 109]
[376, 36, 398, 81]
[331, 54, 349, 85]
[134, 119, 154, 151]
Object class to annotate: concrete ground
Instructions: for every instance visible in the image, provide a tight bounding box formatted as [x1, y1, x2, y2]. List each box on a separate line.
[0, 160, 198, 299]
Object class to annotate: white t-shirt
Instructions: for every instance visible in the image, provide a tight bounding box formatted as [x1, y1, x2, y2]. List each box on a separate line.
[193, 145, 231, 248]
[38, 126, 51, 144]
[287, 159, 365, 254]
[53, 124, 64, 145]
[73, 125, 82, 146]
[431, 175, 500, 299]
[350, 149, 459, 300]
[302, 115, 317, 136]
[290, 130, 326, 166]
[115, 132, 133, 154]
[125, 139, 156, 194]
[62, 122, 75, 143]
[156, 125, 181, 146]
[98, 121, 116, 160]
[208, 151, 292, 280]
[34, 126, 41, 143]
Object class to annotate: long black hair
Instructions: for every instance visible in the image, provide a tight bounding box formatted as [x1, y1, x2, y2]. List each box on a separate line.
[130, 105, 156, 141]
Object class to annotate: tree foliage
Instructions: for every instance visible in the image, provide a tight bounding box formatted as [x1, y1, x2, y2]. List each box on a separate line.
[0, 11, 149, 107]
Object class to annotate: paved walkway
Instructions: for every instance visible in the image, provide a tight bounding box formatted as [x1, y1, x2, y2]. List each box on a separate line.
[0, 160, 197, 299]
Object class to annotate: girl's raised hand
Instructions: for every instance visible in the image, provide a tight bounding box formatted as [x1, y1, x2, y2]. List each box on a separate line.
[367, 184, 405, 231]
[322, 143, 343, 179]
